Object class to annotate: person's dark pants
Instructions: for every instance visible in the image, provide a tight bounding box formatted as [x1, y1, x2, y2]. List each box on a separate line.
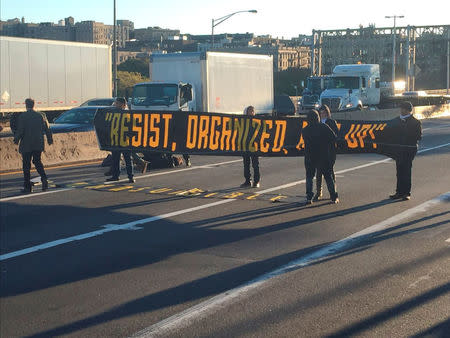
[22, 151, 47, 189]
[243, 155, 260, 183]
[395, 152, 415, 196]
[306, 160, 337, 200]
[111, 150, 133, 179]
[316, 166, 336, 196]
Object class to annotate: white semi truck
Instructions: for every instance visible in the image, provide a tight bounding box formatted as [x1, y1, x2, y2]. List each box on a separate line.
[0, 36, 111, 115]
[320, 64, 381, 112]
[131, 51, 274, 115]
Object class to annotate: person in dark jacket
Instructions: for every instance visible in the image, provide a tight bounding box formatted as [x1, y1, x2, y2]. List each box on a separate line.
[13, 98, 53, 193]
[388, 101, 422, 201]
[303, 110, 339, 204]
[240, 106, 261, 188]
[314, 104, 339, 201]
[106, 97, 135, 183]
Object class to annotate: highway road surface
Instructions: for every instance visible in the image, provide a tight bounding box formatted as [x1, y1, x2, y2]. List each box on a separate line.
[1, 117, 449, 337]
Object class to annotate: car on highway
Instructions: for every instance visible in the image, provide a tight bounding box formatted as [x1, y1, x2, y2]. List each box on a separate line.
[50, 106, 110, 133]
[80, 98, 115, 107]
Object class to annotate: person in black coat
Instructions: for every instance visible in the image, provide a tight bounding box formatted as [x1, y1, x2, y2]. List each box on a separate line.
[314, 104, 338, 201]
[303, 110, 339, 204]
[240, 106, 260, 188]
[388, 101, 422, 201]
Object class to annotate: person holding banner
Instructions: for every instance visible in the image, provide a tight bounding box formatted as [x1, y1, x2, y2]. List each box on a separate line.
[314, 105, 339, 201]
[240, 106, 261, 188]
[106, 97, 135, 183]
[389, 101, 422, 201]
[303, 110, 339, 204]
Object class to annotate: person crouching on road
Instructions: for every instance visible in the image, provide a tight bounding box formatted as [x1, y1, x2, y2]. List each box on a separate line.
[314, 104, 339, 201]
[303, 110, 339, 204]
[389, 101, 422, 201]
[240, 106, 261, 188]
[107, 97, 135, 183]
[13, 98, 53, 193]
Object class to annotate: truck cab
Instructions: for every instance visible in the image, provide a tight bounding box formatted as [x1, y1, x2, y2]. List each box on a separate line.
[320, 64, 380, 112]
[301, 76, 330, 110]
[131, 82, 194, 111]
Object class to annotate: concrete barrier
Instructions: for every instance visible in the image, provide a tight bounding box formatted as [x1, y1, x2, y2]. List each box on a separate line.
[0, 131, 106, 172]
[331, 104, 450, 120]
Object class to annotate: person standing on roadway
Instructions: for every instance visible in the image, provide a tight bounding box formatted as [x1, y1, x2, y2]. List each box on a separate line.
[107, 97, 135, 183]
[314, 104, 339, 201]
[240, 106, 261, 188]
[388, 101, 422, 201]
[13, 98, 53, 193]
[303, 110, 339, 204]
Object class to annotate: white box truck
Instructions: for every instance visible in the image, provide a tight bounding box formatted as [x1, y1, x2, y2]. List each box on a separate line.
[0, 36, 111, 115]
[131, 51, 274, 115]
[320, 64, 381, 112]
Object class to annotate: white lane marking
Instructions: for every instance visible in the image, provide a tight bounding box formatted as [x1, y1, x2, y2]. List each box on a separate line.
[0, 159, 243, 202]
[0, 188, 73, 202]
[132, 191, 450, 338]
[2, 142, 450, 260]
[0, 199, 234, 261]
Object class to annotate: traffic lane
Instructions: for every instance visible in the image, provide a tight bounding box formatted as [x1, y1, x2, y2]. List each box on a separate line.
[172, 199, 450, 337]
[1, 155, 448, 337]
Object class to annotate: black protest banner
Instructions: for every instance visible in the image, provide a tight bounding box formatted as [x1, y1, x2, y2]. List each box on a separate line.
[93, 109, 395, 157]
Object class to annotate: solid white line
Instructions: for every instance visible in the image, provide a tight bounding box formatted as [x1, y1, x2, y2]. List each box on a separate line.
[0, 199, 234, 261]
[2, 142, 449, 260]
[132, 191, 450, 338]
[0, 188, 73, 202]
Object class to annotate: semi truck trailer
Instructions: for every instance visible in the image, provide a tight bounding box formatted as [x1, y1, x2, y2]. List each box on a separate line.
[0, 36, 112, 115]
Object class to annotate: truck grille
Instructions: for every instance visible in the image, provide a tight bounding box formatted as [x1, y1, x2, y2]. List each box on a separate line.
[321, 98, 341, 112]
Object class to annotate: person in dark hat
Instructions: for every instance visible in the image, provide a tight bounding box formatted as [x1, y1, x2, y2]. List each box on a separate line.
[388, 101, 422, 201]
[302, 110, 339, 204]
[13, 98, 53, 193]
[314, 104, 339, 201]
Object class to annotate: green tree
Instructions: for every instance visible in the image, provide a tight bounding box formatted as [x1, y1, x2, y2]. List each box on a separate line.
[117, 58, 150, 78]
[117, 71, 149, 98]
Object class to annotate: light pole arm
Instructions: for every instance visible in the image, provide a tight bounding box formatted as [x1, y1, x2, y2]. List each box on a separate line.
[211, 10, 257, 48]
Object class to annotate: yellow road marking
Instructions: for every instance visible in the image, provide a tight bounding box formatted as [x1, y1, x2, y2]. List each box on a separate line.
[128, 187, 148, 192]
[224, 192, 245, 199]
[270, 195, 287, 202]
[150, 188, 173, 194]
[85, 184, 111, 189]
[204, 192, 218, 198]
[109, 185, 134, 192]
[246, 194, 260, 200]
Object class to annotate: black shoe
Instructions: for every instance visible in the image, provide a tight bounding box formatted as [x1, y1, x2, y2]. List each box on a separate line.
[331, 198, 340, 204]
[106, 177, 120, 182]
[313, 193, 322, 202]
[306, 199, 313, 205]
[240, 181, 252, 188]
[128, 177, 135, 183]
[389, 193, 402, 199]
[252, 181, 260, 188]
[402, 195, 411, 201]
[42, 179, 48, 191]
[21, 187, 32, 194]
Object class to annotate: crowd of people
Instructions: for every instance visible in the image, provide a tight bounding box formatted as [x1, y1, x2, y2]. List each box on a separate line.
[12, 98, 421, 204]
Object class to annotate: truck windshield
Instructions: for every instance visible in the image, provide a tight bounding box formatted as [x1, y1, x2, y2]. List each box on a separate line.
[307, 79, 322, 94]
[329, 77, 359, 90]
[132, 84, 178, 106]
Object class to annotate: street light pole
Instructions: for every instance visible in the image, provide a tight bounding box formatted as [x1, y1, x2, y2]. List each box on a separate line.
[385, 15, 404, 82]
[113, 0, 117, 97]
[211, 10, 257, 49]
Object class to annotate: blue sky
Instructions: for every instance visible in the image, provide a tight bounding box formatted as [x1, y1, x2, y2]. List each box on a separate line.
[1, 0, 448, 39]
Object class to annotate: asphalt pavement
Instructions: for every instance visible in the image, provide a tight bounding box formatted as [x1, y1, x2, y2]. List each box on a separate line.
[1, 117, 449, 337]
